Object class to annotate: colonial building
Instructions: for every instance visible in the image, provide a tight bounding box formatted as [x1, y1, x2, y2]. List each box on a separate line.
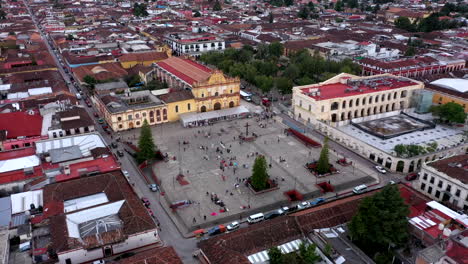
[154, 57, 240, 113]
[293, 73, 466, 174]
[163, 33, 225, 57]
[416, 154, 468, 211]
[293, 73, 424, 124]
[95, 90, 168, 132]
[358, 56, 465, 78]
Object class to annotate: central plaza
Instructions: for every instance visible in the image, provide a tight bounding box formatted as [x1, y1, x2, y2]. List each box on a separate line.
[122, 111, 379, 231]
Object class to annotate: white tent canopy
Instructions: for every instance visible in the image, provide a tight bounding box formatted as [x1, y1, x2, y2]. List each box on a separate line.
[179, 105, 249, 127]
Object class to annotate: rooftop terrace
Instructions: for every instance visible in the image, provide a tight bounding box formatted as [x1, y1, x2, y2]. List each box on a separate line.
[338, 112, 465, 154]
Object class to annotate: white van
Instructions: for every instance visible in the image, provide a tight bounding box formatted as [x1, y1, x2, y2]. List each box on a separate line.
[353, 184, 368, 194]
[247, 213, 264, 224]
[76, 93, 82, 100]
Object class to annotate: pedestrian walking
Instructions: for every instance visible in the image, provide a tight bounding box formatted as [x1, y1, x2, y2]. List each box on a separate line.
[204, 215, 207, 221]
[193, 217, 196, 223]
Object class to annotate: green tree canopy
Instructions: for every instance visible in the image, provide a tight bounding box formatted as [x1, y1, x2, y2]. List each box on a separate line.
[275, 77, 293, 94]
[213, 0, 222, 11]
[269, 12, 274, 23]
[430, 102, 467, 124]
[268, 42, 284, 58]
[334, 0, 343, 11]
[250, 155, 269, 191]
[298, 6, 309, 19]
[267, 242, 320, 264]
[0, 10, 7, 20]
[133, 3, 148, 17]
[349, 185, 410, 258]
[316, 137, 330, 175]
[255, 75, 274, 93]
[124, 74, 141, 87]
[83, 75, 97, 86]
[394, 16, 416, 32]
[404, 46, 416, 56]
[137, 119, 157, 163]
[268, 247, 282, 264]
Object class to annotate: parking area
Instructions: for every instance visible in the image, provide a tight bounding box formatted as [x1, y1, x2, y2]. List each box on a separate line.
[119, 111, 378, 231]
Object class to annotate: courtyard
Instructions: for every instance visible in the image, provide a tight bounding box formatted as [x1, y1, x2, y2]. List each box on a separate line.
[354, 114, 432, 139]
[121, 112, 377, 231]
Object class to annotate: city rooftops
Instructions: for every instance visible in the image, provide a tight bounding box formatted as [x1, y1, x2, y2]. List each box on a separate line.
[42, 171, 155, 252]
[156, 57, 213, 86]
[299, 74, 419, 101]
[165, 33, 222, 43]
[427, 154, 468, 184]
[99, 90, 164, 113]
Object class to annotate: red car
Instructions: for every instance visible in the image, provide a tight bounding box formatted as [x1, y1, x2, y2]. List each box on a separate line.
[405, 173, 418, 181]
[141, 197, 150, 207]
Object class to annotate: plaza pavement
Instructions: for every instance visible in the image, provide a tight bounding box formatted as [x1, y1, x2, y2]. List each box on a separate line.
[122, 113, 378, 233]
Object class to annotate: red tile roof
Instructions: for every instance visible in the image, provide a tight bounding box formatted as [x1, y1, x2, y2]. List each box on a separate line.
[156, 57, 212, 85]
[0, 112, 43, 139]
[43, 171, 156, 252]
[301, 76, 418, 100]
[199, 189, 380, 264]
[117, 246, 183, 264]
[118, 51, 169, 63]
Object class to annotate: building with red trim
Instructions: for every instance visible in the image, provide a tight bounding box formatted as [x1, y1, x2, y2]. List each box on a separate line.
[358, 56, 465, 78]
[293, 73, 423, 123]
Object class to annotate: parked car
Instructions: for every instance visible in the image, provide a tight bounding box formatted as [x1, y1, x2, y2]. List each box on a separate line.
[114, 252, 135, 261]
[208, 225, 226, 236]
[98, 118, 105, 124]
[226, 221, 240, 231]
[111, 142, 118, 148]
[85, 99, 92, 107]
[92, 260, 105, 264]
[388, 180, 396, 185]
[141, 197, 150, 207]
[117, 150, 124, 157]
[148, 184, 158, 192]
[297, 201, 311, 210]
[122, 170, 129, 179]
[310, 197, 325, 206]
[265, 210, 283, 220]
[93, 112, 99, 117]
[374, 165, 387, 174]
[405, 172, 419, 181]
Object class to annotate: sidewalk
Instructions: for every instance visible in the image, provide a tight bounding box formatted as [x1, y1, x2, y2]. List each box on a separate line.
[278, 112, 381, 184]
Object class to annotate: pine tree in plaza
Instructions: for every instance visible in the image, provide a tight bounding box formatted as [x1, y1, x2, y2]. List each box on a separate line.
[316, 137, 330, 175]
[137, 119, 157, 163]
